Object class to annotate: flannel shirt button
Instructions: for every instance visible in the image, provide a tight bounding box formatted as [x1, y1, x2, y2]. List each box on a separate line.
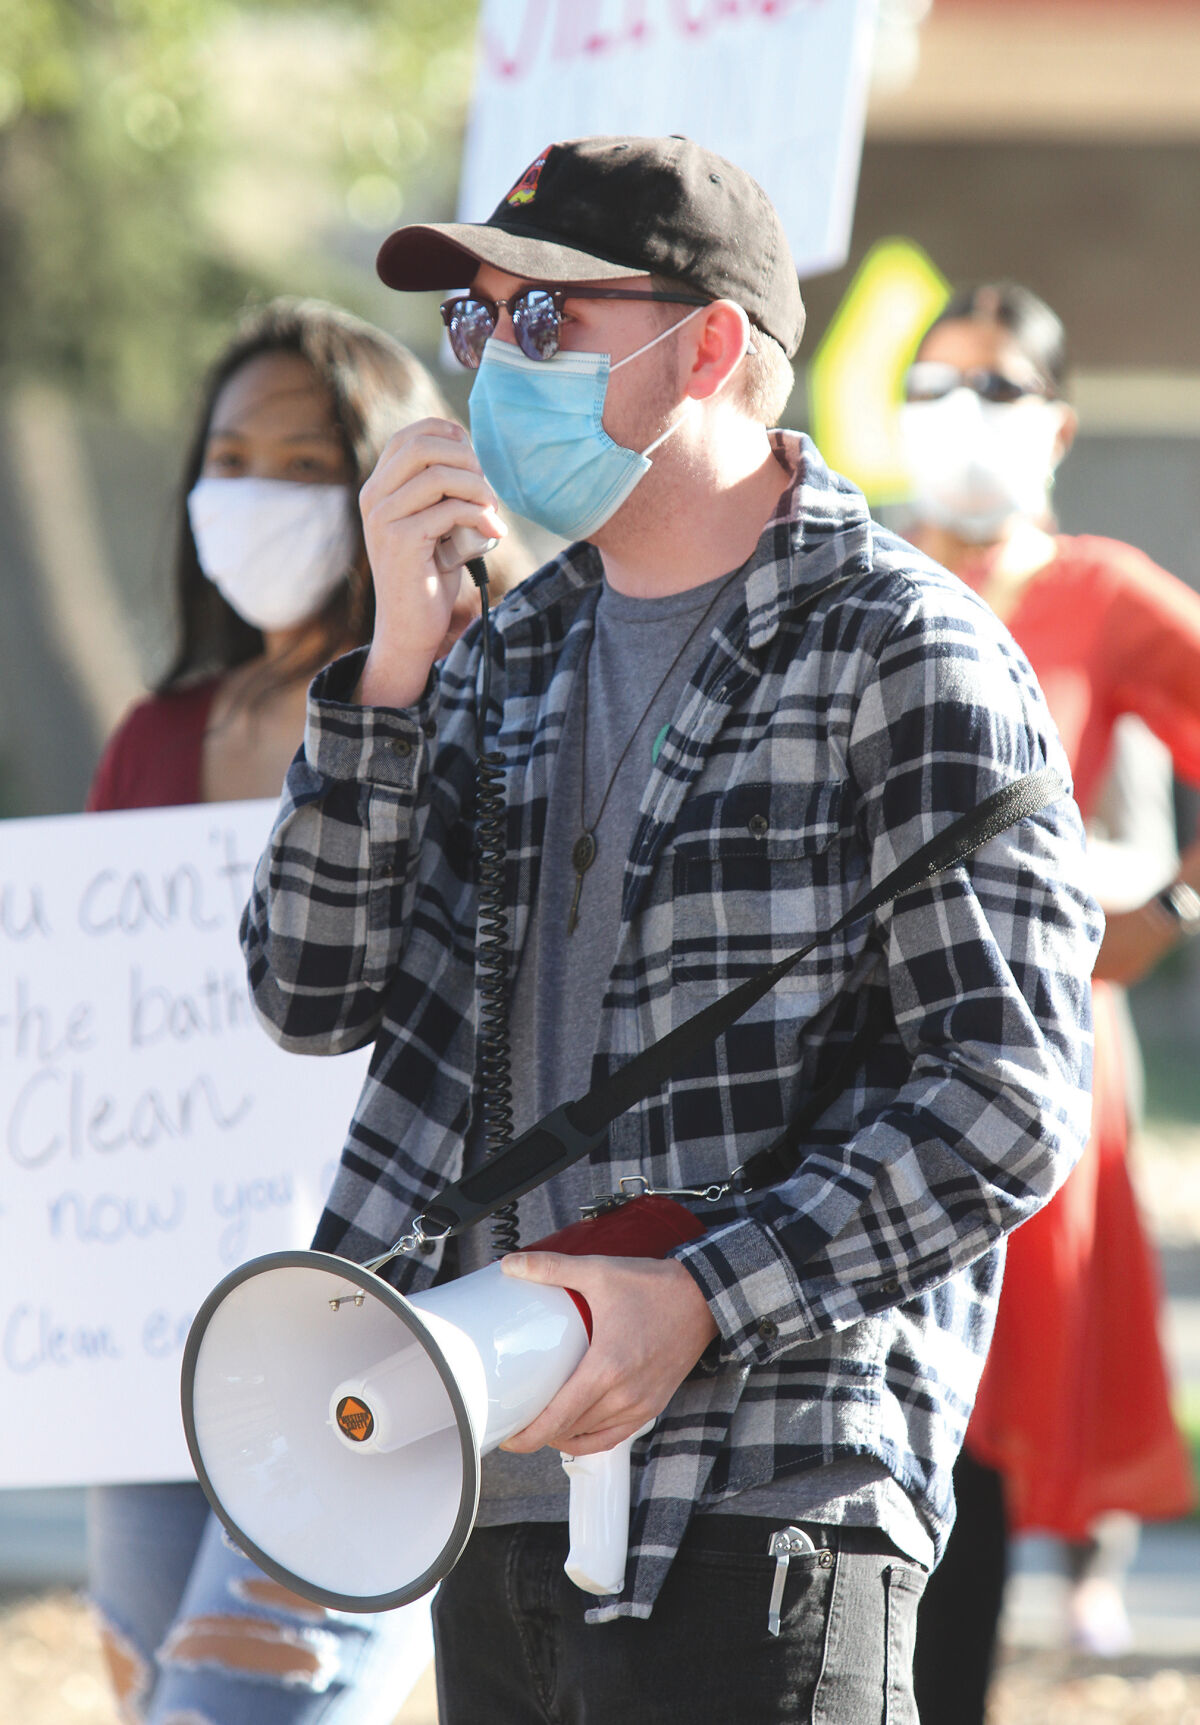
[421, 718, 437, 737]
[388, 737, 412, 757]
[881, 1278, 901, 1296]
[756, 1317, 778, 1340]
[748, 813, 769, 838]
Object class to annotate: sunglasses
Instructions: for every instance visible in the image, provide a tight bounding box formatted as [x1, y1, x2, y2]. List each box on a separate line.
[903, 361, 1054, 406]
[439, 286, 710, 370]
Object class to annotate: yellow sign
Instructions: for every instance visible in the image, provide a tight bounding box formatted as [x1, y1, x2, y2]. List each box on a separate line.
[807, 238, 950, 505]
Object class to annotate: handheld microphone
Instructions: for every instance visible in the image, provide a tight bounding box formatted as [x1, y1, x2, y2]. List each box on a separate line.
[434, 525, 498, 576]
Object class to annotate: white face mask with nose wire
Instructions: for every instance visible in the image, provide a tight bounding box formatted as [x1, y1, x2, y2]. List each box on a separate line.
[187, 477, 356, 631]
[468, 305, 751, 543]
[899, 390, 1069, 542]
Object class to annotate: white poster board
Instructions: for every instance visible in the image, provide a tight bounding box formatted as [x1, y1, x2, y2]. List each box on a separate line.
[0, 801, 370, 1489]
[460, 0, 878, 281]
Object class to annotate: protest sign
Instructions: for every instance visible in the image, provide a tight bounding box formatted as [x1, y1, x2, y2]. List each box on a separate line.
[0, 801, 370, 1488]
[459, 0, 878, 280]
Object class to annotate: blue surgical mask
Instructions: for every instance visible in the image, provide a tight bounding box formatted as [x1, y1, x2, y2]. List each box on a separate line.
[468, 312, 706, 542]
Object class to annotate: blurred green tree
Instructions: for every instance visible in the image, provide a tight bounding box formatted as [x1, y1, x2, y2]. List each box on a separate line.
[0, 0, 477, 424]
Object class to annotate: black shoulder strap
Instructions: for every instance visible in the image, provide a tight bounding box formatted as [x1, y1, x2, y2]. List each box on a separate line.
[419, 766, 1066, 1238]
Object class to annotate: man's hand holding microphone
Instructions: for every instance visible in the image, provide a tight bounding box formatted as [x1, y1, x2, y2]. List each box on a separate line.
[357, 419, 506, 708]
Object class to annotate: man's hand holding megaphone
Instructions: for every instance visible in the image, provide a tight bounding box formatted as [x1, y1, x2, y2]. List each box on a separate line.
[497, 1250, 718, 1457]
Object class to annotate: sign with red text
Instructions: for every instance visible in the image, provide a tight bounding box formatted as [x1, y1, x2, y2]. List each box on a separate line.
[459, 0, 879, 281]
[0, 801, 370, 1487]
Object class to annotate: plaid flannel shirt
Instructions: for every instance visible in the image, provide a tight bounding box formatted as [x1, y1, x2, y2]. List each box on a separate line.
[242, 433, 1099, 1619]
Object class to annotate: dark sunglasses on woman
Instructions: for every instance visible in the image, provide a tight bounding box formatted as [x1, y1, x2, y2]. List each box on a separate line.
[903, 361, 1054, 407]
[440, 285, 710, 370]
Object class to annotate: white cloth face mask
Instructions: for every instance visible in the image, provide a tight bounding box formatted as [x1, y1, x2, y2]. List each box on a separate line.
[899, 392, 1069, 542]
[187, 477, 356, 631]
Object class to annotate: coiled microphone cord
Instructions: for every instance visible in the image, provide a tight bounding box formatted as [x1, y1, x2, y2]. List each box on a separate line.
[467, 558, 520, 1257]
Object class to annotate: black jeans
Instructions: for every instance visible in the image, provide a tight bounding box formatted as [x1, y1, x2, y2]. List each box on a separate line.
[913, 1451, 1009, 1725]
[433, 1516, 926, 1724]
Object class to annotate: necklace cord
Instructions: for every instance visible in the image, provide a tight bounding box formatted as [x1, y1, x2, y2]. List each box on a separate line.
[573, 568, 744, 931]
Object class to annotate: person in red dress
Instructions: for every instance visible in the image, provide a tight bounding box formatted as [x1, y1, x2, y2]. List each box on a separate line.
[899, 281, 1200, 1724]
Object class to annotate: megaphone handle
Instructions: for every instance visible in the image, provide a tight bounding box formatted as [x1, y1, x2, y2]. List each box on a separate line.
[560, 1420, 653, 1597]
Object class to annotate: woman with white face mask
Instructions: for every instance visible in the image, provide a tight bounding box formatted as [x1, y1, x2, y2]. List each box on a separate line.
[902, 285, 1200, 1724]
[88, 298, 520, 812]
[85, 298, 528, 1725]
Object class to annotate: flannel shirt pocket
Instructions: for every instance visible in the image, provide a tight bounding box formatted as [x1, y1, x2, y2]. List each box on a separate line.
[670, 779, 847, 995]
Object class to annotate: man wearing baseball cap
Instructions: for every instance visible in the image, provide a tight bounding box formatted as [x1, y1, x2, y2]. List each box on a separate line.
[243, 136, 1098, 1720]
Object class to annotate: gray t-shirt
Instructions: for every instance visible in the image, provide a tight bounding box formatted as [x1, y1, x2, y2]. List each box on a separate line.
[462, 570, 738, 1515]
[459, 571, 930, 1567]
[511, 569, 744, 1128]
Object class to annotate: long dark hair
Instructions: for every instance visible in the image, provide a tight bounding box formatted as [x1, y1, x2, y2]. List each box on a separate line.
[158, 297, 452, 694]
[921, 281, 1068, 398]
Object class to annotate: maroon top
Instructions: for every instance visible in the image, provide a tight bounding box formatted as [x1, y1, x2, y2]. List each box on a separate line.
[86, 679, 220, 812]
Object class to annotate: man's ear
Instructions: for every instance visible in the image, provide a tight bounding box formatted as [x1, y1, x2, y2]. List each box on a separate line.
[684, 301, 751, 401]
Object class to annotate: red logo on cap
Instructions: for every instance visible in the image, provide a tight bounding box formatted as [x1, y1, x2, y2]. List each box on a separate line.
[506, 147, 550, 207]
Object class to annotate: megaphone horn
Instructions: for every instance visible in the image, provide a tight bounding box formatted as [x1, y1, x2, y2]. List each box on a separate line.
[181, 1194, 703, 1613]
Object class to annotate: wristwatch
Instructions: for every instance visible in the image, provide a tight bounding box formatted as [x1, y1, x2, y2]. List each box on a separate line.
[1152, 880, 1200, 937]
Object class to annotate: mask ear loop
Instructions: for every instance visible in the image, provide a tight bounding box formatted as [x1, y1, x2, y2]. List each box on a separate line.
[610, 304, 707, 374]
[632, 306, 755, 460]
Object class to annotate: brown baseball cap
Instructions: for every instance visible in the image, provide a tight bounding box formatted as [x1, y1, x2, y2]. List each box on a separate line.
[376, 134, 805, 357]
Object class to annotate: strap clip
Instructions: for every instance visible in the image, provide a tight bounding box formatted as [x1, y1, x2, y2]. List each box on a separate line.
[362, 1211, 454, 1277]
[579, 1173, 739, 1218]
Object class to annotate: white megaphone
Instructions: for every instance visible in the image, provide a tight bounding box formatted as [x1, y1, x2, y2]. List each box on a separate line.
[181, 1195, 703, 1613]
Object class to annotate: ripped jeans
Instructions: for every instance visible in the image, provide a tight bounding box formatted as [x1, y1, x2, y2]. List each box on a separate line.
[87, 1483, 433, 1725]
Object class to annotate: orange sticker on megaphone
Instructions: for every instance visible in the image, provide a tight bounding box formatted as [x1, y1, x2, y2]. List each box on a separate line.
[336, 1395, 375, 1442]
